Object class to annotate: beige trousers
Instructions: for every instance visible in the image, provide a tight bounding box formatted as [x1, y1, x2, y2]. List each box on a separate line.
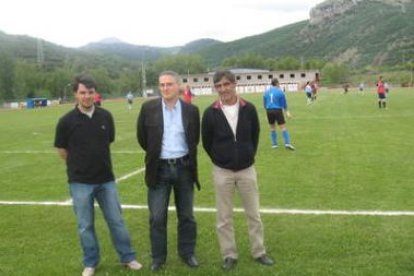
[212, 165, 266, 259]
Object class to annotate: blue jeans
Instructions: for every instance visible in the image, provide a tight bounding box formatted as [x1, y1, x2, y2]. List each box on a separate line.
[69, 181, 136, 267]
[148, 162, 196, 263]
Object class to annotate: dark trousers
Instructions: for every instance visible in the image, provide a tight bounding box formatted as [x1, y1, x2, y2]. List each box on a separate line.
[147, 161, 196, 263]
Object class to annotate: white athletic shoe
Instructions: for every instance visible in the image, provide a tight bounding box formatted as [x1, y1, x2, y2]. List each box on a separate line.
[285, 144, 295, 150]
[272, 144, 279, 149]
[82, 267, 95, 276]
[125, 260, 143, 270]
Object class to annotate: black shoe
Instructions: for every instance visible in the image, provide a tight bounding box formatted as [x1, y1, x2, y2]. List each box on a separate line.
[255, 254, 274, 266]
[150, 262, 165, 272]
[222, 257, 237, 270]
[181, 255, 199, 268]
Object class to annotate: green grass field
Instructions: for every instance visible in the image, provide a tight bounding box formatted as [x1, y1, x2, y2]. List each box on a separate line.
[1, 88, 414, 275]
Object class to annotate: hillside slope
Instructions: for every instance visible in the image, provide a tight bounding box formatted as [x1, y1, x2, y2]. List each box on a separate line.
[1, 0, 413, 69]
[197, 0, 414, 67]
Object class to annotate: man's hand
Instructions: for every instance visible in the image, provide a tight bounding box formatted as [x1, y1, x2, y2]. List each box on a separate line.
[57, 148, 68, 160]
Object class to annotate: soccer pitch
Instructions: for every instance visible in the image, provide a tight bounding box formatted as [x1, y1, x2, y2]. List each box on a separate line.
[1, 88, 414, 275]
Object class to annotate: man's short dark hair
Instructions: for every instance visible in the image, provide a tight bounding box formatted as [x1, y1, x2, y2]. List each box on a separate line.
[213, 70, 236, 84]
[72, 74, 97, 92]
[271, 78, 279, 86]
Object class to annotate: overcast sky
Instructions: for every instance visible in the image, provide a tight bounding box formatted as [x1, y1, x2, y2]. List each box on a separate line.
[0, 0, 324, 48]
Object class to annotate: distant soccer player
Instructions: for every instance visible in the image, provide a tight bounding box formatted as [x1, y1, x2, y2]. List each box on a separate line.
[182, 85, 193, 104]
[310, 80, 318, 102]
[304, 81, 313, 105]
[263, 78, 295, 150]
[126, 91, 134, 110]
[93, 92, 102, 106]
[359, 82, 364, 93]
[376, 76, 387, 109]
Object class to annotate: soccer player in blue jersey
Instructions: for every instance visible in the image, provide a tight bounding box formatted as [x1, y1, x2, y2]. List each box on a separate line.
[263, 78, 295, 150]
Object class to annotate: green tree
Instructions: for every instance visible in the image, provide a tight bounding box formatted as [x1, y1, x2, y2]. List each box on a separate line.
[222, 56, 240, 68]
[276, 56, 301, 70]
[143, 64, 159, 92]
[117, 67, 142, 96]
[221, 53, 265, 69]
[264, 58, 279, 71]
[13, 61, 42, 99]
[87, 67, 116, 97]
[304, 58, 326, 70]
[321, 63, 351, 85]
[43, 69, 72, 99]
[152, 54, 206, 76]
[0, 49, 15, 101]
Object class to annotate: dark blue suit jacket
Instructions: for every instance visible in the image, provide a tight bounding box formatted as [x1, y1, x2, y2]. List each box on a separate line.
[137, 97, 200, 189]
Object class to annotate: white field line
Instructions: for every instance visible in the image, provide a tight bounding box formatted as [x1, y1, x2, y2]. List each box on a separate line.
[116, 167, 146, 183]
[0, 150, 143, 154]
[1, 200, 414, 217]
[112, 150, 145, 154]
[0, 150, 57, 154]
[2, 151, 413, 217]
[60, 167, 146, 204]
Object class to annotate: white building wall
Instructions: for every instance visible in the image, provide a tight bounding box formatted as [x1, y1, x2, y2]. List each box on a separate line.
[181, 69, 319, 95]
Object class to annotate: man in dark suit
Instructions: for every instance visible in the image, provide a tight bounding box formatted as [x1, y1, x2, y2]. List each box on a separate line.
[137, 70, 200, 271]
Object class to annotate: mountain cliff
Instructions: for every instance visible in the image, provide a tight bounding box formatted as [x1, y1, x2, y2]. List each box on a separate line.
[196, 0, 414, 67]
[309, 0, 412, 25]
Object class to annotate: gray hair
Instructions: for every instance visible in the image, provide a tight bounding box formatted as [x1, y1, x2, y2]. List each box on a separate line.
[159, 70, 181, 84]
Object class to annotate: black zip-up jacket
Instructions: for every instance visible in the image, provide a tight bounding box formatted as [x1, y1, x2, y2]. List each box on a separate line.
[201, 98, 260, 171]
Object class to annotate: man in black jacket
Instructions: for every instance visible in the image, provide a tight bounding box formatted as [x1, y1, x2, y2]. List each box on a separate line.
[137, 70, 200, 271]
[201, 70, 274, 270]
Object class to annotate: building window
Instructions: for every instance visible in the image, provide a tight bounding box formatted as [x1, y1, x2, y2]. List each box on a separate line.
[247, 75, 252, 80]
[236, 76, 241, 80]
[204, 77, 209, 82]
[301, 73, 306, 78]
[268, 74, 273, 79]
[290, 73, 295, 78]
[193, 78, 198, 82]
[279, 74, 284, 79]
[257, 75, 262, 80]
[183, 78, 188, 83]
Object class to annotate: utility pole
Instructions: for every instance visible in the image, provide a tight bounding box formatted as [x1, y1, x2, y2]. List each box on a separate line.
[141, 62, 147, 97]
[37, 38, 44, 68]
[63, 83, 71, 102]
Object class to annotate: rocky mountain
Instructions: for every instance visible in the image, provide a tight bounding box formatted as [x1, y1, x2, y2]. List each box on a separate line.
[309, 0, 412, 24]
[195, 0, 414, 67]
[81, 0, 413, 68]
